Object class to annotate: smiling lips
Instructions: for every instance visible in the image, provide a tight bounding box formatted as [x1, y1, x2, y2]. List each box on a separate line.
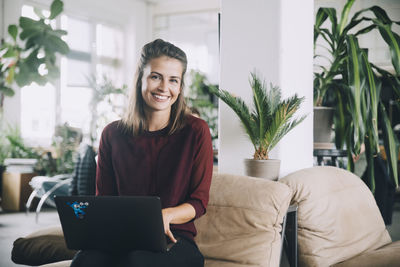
[152, 93, 170, 101]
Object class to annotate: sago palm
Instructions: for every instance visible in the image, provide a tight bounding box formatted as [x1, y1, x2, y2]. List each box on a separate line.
[210, 72, 306, 160]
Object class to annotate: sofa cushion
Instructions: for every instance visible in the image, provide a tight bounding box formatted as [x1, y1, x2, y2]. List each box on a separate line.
[12, 225, 77, 266]
[332, 240, 400, 267]
[194, 172, 292, 267]
[280, 166, 391, 267]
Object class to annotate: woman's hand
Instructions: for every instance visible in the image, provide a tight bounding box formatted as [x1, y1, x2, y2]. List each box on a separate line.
[162, 208, 177, 243]
[161, 203, 196, 243]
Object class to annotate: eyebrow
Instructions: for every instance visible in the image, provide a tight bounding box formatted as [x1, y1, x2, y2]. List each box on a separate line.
[150, 71, 181, 80]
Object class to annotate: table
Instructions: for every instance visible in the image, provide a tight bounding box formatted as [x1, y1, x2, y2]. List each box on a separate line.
[2, 172, 36, 211]
[313, 149, 347, 167]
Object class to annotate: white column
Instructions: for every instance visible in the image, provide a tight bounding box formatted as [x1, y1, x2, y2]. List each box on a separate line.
[278, 0, 314, 176]
[218, 0, 314, 177]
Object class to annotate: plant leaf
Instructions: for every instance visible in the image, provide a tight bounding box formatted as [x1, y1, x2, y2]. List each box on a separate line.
[338, 0, 355, 35]
[346, 35, 365, 154]
[373, 19, 400, 75]
[2, 47, 17, 58]
[0, 86, 15, 96]
[250, 72, 269, 142]
[33, 7, 45, 19]
[360, 50, 380, 153]
[314, 8, 329, 46]
[42, 35, 70, 54]
[208, 86, 258, 151]
[6, 65, 15, 84]
[333, 88, 347, 149]
[354, 25, 376, 36]
[264, 95, 306, 152]
[379, 102, 399, 188]
[369, 6, 392, 25]
[20, 28, 40, 41]
[8, 25, 18, 42]
[19, 17, 40, 29]
[49, 0, 63, 20]
[364, 133, 376, 193]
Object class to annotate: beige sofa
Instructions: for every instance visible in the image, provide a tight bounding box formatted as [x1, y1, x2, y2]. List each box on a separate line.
[12, 167, 400, 266]
[280, 166, 400, 267]
[12, 172, 292, 267]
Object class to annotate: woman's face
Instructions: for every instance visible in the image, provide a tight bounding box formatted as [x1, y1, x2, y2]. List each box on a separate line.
[141, 56, 183, 115]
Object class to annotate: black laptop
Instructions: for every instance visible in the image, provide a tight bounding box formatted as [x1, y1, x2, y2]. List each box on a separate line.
[54, 196, 176, 253]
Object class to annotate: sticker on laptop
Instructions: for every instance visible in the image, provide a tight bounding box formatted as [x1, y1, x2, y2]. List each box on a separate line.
[67, 201, 89, 219]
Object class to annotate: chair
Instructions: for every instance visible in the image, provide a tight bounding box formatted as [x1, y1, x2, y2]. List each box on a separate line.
[280, 166, 400, 267]
[26, 144, 97, 222]
[26, 174, 73, 222]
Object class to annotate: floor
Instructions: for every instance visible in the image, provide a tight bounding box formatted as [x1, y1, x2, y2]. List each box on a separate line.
[0, 204, 399, 267]
[0, 208, 61, 267]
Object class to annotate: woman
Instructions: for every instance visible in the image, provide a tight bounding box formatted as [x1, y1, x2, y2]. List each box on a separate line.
[71, 39, 213, 267]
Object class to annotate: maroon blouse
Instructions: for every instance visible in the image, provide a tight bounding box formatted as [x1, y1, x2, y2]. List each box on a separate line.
[96, 115, 214, 241]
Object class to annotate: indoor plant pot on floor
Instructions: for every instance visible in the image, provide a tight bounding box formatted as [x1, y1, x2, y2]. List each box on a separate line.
[210, 72, 306, 180]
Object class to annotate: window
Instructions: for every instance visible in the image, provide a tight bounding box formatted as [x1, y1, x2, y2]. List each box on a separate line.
[20, 4, 125, 146]
[60, 16, 124, 142]
[21, 83, 56, 145]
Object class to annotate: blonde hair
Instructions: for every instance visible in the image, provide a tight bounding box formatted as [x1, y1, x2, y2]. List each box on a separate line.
[121, 39, 189, 136]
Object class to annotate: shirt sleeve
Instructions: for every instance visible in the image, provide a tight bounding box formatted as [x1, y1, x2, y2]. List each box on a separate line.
[186, 119, 214, 219]
[96, 123, 118, 196]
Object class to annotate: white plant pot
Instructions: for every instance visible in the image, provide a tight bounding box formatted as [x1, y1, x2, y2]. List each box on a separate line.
[244, 159, 281, 181]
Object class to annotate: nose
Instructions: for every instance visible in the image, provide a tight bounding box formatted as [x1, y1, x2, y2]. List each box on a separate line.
[158, 79, 168, 92]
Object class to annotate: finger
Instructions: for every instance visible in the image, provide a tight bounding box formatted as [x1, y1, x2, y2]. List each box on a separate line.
[167, 229, 177, 243]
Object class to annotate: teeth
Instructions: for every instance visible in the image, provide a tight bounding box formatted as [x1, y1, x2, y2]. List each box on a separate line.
[154, 94, 168, 100]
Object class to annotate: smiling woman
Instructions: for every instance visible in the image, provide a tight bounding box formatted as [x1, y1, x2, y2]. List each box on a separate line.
[70, 39, 214, 267]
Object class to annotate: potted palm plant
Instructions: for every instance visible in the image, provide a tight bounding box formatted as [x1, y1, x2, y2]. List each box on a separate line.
[210, 72, 306, 180]
[314, 0, 400, 192]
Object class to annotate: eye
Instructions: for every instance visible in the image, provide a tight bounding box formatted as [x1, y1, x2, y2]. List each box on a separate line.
[170, 78, 179, 84]
[150, 74, 160, 80]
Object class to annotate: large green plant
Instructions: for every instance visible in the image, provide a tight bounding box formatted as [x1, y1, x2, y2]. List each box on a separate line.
[210, 72, 306, 160]
[0, 0, 69, 107]
[314, 0, 400, 191]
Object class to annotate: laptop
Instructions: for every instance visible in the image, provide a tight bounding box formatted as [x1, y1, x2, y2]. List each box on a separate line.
[55, 195, 177, 253]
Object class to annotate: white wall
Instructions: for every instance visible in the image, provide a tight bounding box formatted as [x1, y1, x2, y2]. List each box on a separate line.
[219, 0, 314, 177]
[279, 0, 314, 176]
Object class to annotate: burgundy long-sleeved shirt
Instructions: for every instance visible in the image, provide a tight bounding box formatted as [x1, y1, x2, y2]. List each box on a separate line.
[96, 115, 213, 241]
